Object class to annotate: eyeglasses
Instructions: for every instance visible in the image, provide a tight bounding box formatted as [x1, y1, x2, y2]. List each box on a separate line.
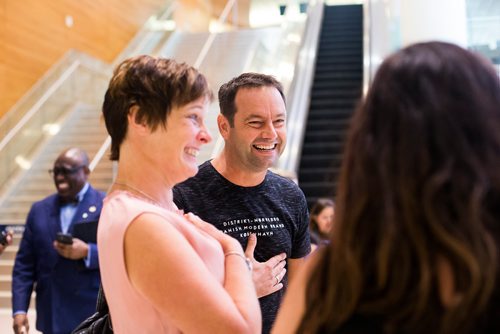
[48, 165, 85, 177]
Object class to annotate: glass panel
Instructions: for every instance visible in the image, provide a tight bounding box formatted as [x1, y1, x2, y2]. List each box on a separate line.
[0, 1, 176, 195]
[466, 0, 500, 75]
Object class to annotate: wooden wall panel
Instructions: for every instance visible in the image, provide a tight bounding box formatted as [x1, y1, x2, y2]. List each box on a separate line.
[0, 0, 165, 118]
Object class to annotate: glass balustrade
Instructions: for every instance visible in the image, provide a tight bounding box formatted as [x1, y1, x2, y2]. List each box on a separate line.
[0, 0, 314, 197]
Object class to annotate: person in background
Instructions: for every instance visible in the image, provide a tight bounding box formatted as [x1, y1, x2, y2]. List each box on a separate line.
[173, 72, 311, 334]
[12, 148, 105, 334]
[273, 41, 500, 333]
[98, 55, 261, 333]
[309, 198, 334, 250]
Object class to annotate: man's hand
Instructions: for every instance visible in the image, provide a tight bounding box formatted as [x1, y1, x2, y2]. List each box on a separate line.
[13, 313, 29, 334]
[245, 233, 287, 298]
[53, 238, 89, 260]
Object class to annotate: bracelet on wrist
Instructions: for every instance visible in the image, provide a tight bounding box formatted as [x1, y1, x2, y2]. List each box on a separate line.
[225, 251, 253, 272]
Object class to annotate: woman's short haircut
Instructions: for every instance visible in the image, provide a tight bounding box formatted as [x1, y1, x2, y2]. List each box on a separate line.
[102, 55, 213, 160]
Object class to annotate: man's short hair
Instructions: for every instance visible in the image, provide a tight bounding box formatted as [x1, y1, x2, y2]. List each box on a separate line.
[218, 73, 285, 126]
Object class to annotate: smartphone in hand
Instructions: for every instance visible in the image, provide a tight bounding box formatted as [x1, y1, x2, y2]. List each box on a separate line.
[56, 232, 73, 245]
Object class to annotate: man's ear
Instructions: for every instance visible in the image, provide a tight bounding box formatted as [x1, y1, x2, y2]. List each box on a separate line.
[217, 114, 230, 139]
[127, 105, 148, 135]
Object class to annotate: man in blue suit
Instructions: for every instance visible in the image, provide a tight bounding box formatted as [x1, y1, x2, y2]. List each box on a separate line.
[12, 147, 106, 334]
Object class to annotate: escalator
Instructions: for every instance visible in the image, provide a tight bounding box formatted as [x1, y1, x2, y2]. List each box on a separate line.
[298, 4, 363, 207]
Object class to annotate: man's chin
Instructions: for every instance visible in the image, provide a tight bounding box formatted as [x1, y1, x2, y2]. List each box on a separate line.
[250, 159, 275, 172]
[57, 192, 71, 199]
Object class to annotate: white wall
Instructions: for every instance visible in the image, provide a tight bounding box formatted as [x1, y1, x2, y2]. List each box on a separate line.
[364, 0, 468, 89]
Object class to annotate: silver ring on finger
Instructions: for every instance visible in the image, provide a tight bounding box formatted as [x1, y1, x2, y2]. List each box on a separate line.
[275, 275, 280, 285]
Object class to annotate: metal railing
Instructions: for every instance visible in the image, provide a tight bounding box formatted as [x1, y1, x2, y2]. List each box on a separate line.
[0, 51, 110, 191]
[275, 0, 324, 177]
[0, 1, 177, 192]
[0, 0, 315, 192]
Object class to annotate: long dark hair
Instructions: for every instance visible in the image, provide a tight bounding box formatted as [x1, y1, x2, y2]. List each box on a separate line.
[299, 42, 500, 333]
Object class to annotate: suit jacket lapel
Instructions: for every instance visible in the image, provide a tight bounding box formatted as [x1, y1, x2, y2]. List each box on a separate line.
[68, 186, 97, 232]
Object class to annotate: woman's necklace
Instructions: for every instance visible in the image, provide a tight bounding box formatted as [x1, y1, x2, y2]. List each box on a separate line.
[113, 181, 166, 208]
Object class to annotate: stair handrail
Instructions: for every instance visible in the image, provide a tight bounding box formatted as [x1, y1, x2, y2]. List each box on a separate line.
[210, 0, 313, 160]
[0, 58, 80, 153]
[91, 0, 240, 181]
[0, 49, 82, 143]
[112, 0, 178, 67]
[0, 0, 177, 154]
[0, 1, 178, 192]
[194, 0, 237, 69]
[276, 0, 324, 176]
[0, 50, 111, 191]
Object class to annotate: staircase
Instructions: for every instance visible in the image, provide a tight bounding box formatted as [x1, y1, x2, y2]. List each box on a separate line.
[298, 4, 363, 207]
[0, 6, 308, 315]
[0, 103, 112, 309]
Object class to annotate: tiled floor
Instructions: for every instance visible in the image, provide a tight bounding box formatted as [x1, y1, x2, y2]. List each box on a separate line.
[0, 309, 41, 334]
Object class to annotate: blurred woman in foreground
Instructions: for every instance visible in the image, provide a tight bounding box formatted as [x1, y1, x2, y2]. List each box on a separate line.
[273, 41, 500, 333]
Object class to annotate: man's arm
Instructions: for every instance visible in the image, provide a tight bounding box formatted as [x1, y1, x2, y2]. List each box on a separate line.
[85, 243, 99, 269]
[287, 188, 311, 284]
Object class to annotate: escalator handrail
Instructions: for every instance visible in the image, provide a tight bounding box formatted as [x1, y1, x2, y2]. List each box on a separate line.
[276, 0, 325, 176]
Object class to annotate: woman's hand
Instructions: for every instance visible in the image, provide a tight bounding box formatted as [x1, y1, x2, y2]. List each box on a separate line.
[184, 212, 242, 253]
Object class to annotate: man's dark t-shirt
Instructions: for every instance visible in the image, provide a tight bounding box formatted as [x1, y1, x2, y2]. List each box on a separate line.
[173, 161, 311, 334]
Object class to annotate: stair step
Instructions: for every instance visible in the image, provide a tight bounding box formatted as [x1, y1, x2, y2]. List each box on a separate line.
[310, 88, 361, 98]
[318, 34, 362, 43]
[299, 182, 337, 198]
[0, 275, 11, 290]
[303, 130, 347, 143]
[305, 118, 351, 131]
[312, 81, 361, 90]
[314, 64, 362, 74]
[302, 142, 344, 156]
[309, 96, 360, 107]
[313, 72, 362, 81]
[319, 35, 362, 44]
[0, 260, 14, 275]
[309, 99, 357, 110]
[0, 246, 19, 261]
[299, 167, 340, 183]
[307, 112, 353, 124]
[0, 218, 25, 226]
